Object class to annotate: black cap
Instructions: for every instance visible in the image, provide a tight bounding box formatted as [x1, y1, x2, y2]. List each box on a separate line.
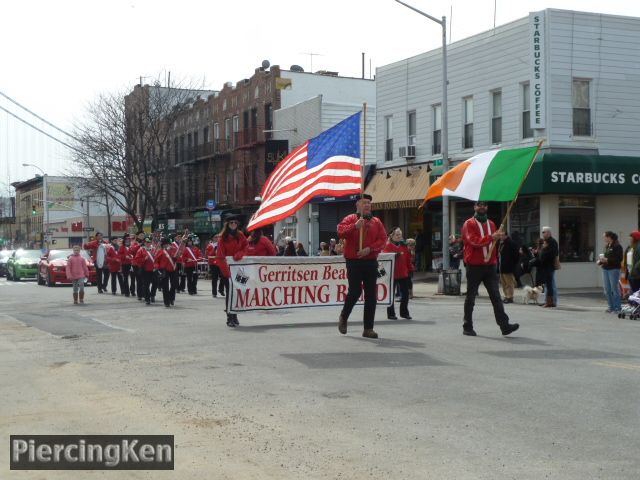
[225, 214, 240, 223]
[475, 201, 488, 206]
[358, 194, 373, 201]
[160, 237, 170, 245]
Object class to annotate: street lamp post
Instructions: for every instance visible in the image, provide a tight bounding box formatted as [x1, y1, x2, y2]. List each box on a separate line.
[22, 163, 49, 252]
[394, 0, 450, 271]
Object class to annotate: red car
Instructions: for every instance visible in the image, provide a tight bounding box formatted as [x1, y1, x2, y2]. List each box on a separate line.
[38, 249, 97, 287]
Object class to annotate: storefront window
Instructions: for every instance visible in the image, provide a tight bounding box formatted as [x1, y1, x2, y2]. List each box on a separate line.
[509, 196, 540, 247]
[559, 196, 595, 262]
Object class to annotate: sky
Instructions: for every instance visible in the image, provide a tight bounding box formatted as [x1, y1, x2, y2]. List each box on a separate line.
[1, 0, 639, 188]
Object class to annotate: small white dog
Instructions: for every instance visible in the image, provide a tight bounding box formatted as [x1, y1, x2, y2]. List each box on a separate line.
[522, 285, 544, 305]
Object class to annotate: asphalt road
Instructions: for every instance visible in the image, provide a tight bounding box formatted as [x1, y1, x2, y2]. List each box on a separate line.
[1, 277, 639, 479]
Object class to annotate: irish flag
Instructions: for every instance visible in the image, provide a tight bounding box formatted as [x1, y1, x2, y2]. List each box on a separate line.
[422, 146, 539, 205]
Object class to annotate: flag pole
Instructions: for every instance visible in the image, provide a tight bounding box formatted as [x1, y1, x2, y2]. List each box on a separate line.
[359, 103, 367, 251]
[484, 139, 544, 261]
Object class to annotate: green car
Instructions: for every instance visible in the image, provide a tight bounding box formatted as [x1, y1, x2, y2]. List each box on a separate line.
[6, 249, 41, 281]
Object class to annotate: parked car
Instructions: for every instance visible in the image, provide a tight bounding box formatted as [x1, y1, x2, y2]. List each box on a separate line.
[6, 249, 41, 281]
[38, 249, 96, 287]
[0, 249, 14, 277]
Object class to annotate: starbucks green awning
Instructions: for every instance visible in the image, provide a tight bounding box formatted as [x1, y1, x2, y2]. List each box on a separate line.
[520, 153, 640, 195]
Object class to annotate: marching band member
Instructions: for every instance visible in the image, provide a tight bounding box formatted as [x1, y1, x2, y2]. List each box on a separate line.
[83, 232, 109, 293]
[155, 237, 178, 308]
[246, 228, 277, 257]
[216, 215, 248, 327]
[134, 236, 156, 305]
[106, 236, 124, 295]
[119, 234, 132, 297]
[205, 233, 224, 297]
[174, 233, 187, 293]
[181, 236, 201, 295]
[129, 231, 145, 300]
[383, 227, 414, 320]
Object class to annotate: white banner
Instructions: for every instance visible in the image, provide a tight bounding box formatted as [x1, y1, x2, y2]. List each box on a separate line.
[228, 253, 395, 313]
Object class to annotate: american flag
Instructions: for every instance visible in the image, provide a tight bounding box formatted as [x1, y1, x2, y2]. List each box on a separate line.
[247, 112, 362, 231]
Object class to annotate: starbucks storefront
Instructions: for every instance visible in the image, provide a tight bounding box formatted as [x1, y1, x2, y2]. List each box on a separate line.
[515, 153, 640, 288]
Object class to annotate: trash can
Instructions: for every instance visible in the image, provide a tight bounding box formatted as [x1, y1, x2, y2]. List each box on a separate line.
[442, 269, 462, 296]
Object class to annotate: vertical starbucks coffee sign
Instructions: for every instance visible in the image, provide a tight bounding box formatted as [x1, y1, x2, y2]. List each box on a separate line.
[530, 11, 546, 129]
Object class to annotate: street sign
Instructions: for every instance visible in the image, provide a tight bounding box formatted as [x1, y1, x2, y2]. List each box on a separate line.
[206, 199, 217, 210]
[83, 227, 95, 232]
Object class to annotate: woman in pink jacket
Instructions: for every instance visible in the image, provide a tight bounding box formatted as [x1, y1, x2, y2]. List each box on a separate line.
[66, 245, 90, 305]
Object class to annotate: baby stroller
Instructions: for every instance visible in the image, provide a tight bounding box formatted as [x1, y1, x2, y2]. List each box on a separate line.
[619, 289, 640, 320]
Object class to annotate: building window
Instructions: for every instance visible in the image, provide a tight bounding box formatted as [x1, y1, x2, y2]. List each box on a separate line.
[384, 116, 393, 161]
[224, 118, 231, 145]
[491, 90, 502, 145]
[233, 115, 239, 147]
[463, 97, 473, 149]
[203, 126, 210, 144]
[432, 104, 441, 155]
[213, 123, 220, 140]
[559, 196, 595, 262]
[573, 79, 591, 136]
[522, 83, 533, 139]
[407, 111, 416, 146]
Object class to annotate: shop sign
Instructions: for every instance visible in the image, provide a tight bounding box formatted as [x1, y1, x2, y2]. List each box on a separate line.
[529, 11, 546, 129]
[521, 154, 640, 195]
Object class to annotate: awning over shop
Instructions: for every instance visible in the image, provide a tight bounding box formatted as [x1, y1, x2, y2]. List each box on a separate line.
[364, 167, 431, 210]
[520, 153, 640, 195]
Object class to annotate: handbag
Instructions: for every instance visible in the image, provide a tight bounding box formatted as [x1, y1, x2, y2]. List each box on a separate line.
[553, 256, 561, 270]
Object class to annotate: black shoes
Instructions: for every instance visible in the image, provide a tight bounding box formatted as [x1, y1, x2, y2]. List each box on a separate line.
[338, 314, 347, 334]
[400, 314, 412, 320]
[502, 298, 513, 304]
[463, 328, 477, 336]
[387, 314, 398, 320]
[362, 329, 379, 339]
[501, 323, 520, 336]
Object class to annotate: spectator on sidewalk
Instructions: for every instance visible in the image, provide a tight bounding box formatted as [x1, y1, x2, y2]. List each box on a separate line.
[414, 230, 425, 271]
[598, 231, 623, 313]
[497, 231, 519, 303]
[624, 231, 640, 293]
[449, 234, 463, 270]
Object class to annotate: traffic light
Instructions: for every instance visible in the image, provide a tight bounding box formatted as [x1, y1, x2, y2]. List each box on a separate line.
[31, 204, 37, 215]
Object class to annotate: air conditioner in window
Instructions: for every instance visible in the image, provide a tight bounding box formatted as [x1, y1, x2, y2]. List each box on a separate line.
[400, 145, 416, 159]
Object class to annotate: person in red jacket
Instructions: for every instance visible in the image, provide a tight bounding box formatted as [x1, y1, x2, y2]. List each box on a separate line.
[119, 234, 132, 297]
[337, 194, 387, 339]
[134, 236, 157, 305]
[181, 236, 201, 295]
[461, 201, 519, 337]
[383, 227, 414, 320]
[128, 231, 145, 300]
[216, 215, 248, 327]
[155, 237, 178, 307]
[106, 236, 124, 295]
[246, 228, 276, 257]
[205, 234, 225, 298]
[83, 232, 109, 293]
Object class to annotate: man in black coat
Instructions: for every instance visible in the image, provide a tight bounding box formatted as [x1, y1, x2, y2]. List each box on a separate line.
[498, 232, 520, 303]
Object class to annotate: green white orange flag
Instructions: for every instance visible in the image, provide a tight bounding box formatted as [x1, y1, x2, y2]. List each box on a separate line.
[422, 146, 539, 205]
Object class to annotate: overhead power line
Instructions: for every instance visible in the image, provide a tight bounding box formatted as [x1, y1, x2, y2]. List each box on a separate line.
[0, 90, 78, 141]
[0, 104, 79, 153]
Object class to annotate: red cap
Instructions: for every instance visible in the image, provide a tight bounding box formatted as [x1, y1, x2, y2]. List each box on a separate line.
[630, 231, 640, 241]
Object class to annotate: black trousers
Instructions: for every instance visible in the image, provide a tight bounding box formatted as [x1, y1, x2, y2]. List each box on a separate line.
[209, 265, 221, 295]
[141, 270, 158, 302]
[121, 264, 131, 295]
[160, 270, 178, 306]
[97, 267, 110, 292]
[341, 259, 378, 330]
[224, 277, 237, 321]
[185, 266, 198, 294]
[630, 277, 640, 294]
[219, 276, 228, 296]
[135, 266, 144, 299]
[388, 277, 410, 318]
[178, 264, 186, 292]
[110, 271, 125, 294]
[128, 264, 136, 294]
[464, 264, 509, 329]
